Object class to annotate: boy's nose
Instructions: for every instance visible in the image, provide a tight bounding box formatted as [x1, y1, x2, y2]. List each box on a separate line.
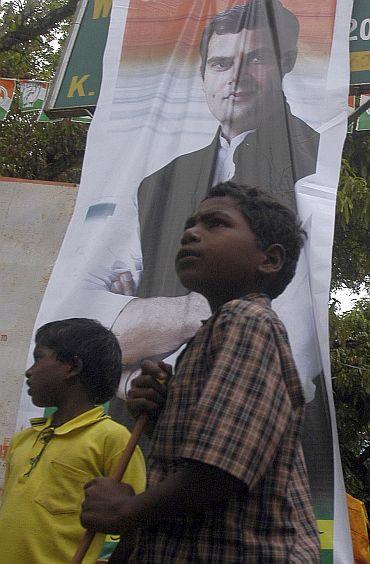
[181, 227, 201, 245]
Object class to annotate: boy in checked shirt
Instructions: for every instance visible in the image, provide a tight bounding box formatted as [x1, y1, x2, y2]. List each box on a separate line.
[81, 183, 320, 563]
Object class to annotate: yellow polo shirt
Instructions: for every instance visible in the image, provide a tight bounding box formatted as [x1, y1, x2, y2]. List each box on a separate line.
[0, 407, 146, 564]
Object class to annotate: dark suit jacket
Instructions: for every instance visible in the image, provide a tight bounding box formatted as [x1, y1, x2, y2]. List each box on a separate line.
[137, 103, 319, 298]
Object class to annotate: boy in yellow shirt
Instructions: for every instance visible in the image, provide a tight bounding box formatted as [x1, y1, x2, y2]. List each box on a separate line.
[0, 318, 145, 564]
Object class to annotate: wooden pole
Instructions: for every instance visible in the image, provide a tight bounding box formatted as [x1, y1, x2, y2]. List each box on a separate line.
[71, 414, 148, 564]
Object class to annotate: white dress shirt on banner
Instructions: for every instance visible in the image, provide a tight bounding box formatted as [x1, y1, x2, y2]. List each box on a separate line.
[212, 130, 255, 186]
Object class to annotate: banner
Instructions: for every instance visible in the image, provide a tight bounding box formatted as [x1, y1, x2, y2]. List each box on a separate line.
[0, 79, 16, 120]
[356, 94, 370, 130]
[0, 78, 89, 121]
[44, 0, 112, 117]
[71, 115, 92, 123]
[19, 80, 49, 112]
[16, 1, 353, 561]
[37, 109, 63, 123]
[350, 0, 370, 88]
[37, 111, 61, 122]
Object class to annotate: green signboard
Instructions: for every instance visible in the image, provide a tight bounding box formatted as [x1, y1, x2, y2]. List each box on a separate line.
[45, 0, 112, 117]
[350, 0, 370, 90]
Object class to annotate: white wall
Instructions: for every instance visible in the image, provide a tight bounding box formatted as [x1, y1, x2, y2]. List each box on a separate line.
[0, 178, 77, 494]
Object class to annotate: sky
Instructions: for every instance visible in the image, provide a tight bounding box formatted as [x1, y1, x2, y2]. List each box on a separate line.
[332, 286, 368, 312]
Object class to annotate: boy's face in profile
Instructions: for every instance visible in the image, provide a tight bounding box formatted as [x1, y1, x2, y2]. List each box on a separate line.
[26, 345, 71, 407]
[175, 196, 265, 304]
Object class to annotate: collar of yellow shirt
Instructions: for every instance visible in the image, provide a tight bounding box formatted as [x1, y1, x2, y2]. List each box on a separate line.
[30, 405, 108, 435]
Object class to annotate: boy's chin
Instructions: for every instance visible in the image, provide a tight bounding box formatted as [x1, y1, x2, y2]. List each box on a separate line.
[177, 274, 204, 295]
[30, 397, 50, 408]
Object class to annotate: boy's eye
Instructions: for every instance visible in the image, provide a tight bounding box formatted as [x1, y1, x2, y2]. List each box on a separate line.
[206, 217, 227, 228]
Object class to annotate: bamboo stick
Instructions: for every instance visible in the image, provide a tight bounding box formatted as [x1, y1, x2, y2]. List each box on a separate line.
[71, 414, 148, 564]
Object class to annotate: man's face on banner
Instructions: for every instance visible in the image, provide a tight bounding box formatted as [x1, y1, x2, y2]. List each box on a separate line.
[202, 27, 284, 140]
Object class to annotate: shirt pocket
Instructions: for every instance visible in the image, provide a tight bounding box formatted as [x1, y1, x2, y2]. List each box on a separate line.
[35, 459, 90, 515]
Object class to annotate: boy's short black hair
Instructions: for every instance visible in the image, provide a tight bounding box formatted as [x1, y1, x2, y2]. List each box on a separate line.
[206, 182, 306, 299]
[35, 318, 122, 404]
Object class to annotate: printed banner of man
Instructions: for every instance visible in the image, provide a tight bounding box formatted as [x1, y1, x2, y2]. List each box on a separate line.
[17, 1, 353, 561]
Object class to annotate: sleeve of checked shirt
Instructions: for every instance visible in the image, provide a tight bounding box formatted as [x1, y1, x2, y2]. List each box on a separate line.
[180, 300, 297, 490]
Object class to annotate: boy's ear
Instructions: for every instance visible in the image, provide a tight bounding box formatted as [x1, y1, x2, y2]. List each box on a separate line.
[65, 356, 83, 379]
[259, 243, 285, 274]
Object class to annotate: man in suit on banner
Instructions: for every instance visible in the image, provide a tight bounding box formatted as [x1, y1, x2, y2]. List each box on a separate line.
[136, 0, 319, 299]
[90, 0, 320, 390]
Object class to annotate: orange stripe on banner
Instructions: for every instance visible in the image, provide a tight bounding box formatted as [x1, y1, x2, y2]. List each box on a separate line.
[122, 0, 335, 60]
[351, 51, 370, 72]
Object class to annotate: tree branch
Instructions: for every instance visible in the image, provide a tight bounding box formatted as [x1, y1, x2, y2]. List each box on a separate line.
[0, 0, 79, 53]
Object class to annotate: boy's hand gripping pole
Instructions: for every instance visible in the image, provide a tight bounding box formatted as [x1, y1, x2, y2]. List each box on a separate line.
[71, 414, 148, 564]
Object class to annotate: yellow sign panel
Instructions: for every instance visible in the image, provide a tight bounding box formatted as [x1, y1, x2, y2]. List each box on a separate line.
[317, 520, 334, 551]
[350, 51, 370, 72]
[93, 0, 112, 19]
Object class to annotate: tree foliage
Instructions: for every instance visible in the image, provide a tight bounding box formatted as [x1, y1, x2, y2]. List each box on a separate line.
[332, 135, 370, 292]
[329, 299, 370, 505]
[331, 132, 369, 506]
[0, 96, 87, 182]
[0, 0, 78, 54]
[0, 0, 86, 183]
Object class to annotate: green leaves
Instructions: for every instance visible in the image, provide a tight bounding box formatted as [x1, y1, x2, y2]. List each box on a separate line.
[0, 1, 78, 53]
[331, 138, 370, 292]
[330, 300, 370, 503]
[337, 159, 368, 228]
[330, 140, 369, 497]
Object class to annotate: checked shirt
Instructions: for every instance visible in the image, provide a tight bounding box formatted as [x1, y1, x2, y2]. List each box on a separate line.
[130, 294, 320, 563]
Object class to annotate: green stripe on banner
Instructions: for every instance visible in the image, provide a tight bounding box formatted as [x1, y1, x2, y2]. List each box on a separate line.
[320, 549, 333, 564]
[318, 519, 333, 563]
